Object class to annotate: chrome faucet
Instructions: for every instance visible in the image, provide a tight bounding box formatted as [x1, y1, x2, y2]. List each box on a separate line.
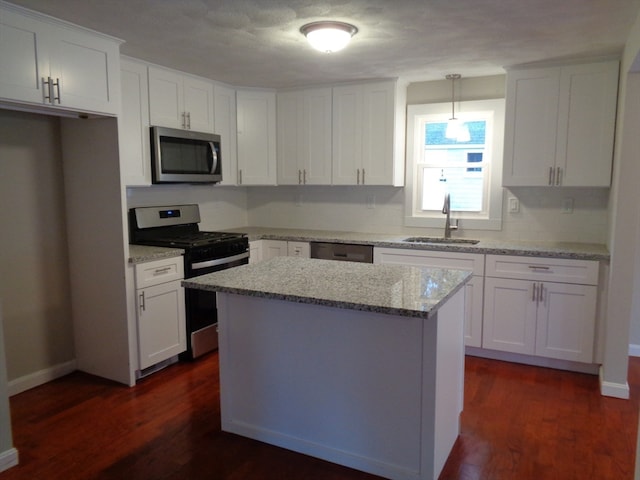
[442, 193, 459, 239]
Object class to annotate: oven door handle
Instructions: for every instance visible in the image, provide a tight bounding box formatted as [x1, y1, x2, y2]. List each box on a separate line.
[191, 252, 249, 270]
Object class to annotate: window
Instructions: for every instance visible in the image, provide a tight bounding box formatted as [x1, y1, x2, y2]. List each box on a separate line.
[405, 99, 505, 230]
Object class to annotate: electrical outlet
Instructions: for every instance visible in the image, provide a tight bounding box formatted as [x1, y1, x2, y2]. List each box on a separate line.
[366, 195, 375, 209]
[562, 197, 574, 214]
[508, 197, 520, 213]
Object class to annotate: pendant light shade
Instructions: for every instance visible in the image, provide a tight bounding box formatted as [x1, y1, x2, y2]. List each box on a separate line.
[300, 21, 358, 53]
[445, 74, 471, 142]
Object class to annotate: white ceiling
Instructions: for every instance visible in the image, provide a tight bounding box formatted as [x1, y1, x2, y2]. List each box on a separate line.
[7, 0, 640, 88]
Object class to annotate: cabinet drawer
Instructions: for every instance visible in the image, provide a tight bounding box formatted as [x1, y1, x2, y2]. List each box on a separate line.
[374, 247, 484, 276]
[135, 256, 184, 289]
[485, 255, 598, 285]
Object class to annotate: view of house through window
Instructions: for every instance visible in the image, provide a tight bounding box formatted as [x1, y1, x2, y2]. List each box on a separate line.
[420, 120, 487, 212]
[405, 99, 505, 230]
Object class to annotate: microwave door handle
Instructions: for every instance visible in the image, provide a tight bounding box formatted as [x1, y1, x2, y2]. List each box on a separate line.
[209, 142, 218, 174]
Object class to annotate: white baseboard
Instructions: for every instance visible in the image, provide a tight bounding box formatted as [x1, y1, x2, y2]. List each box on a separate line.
[0, 447, 18, 473]
[629, 344, 640, 357]
[8, 359, 76, 396]
[599, 365, 631, 399]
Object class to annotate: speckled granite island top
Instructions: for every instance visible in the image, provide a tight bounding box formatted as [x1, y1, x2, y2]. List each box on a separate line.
[182, 256, 472, 319]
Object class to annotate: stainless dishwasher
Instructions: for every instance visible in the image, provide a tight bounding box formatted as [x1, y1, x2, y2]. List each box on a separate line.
[310, 242, 374, 263]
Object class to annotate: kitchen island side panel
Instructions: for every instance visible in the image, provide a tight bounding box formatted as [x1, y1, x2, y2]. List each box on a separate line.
[217, 291, 465, 480]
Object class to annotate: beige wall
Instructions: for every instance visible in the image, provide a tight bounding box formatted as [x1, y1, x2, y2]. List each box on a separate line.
[0, 110, 75, 382]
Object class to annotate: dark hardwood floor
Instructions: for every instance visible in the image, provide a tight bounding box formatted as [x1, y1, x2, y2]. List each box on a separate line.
[1, 353, 638, 480]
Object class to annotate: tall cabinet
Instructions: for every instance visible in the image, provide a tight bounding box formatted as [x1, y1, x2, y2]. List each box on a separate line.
[277, 87, 332, 185]
[503, 60, 619, 187]
[332, 80, 405, 186]
[236, 89, 277, 185]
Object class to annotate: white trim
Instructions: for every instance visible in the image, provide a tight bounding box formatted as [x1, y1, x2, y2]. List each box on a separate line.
[0, 448, 18, 473]
[404, 99, 505, 231]
[629, 344, 640, 357]
[8, 359, 77, 396]
[599, 365, 630, 399]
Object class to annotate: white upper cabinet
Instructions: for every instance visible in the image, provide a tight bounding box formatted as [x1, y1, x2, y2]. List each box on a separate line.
[503, 60, 619, 187]
[332, 80, 405, 186]
[236, 89, 277, 185]
[277, 87, 332, 185]
[148, 66, 214, 132]
[0, 1, 122, 116]
[214, 83, 238, 185]
[119, 57, 151, 186]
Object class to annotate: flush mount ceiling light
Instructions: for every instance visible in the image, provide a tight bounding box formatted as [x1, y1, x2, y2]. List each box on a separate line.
[445, 74, 471, 142]
[300, 21, 358, 53]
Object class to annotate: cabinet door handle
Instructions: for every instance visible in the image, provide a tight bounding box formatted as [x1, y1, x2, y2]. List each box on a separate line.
[298, 170, 302, 184]
[139, 291, 145, 313]
[532, 283, 537, 302]
[52, 78, 61, 104]
[42, 77, 52, 103]
[556, 167, 562, 186]
[548, 167, 554, 186]
[357, 169, 360, 185]
[539, 283, 544, 303]
[362, 168, 366, 184]
[187, 112, 191, 129]
[238, 169, 242, 185]
[181, 112, 186, 129]
[303, 169, 307, 184]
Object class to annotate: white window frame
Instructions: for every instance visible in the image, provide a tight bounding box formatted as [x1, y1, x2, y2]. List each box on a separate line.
[404, 98, 505, 230]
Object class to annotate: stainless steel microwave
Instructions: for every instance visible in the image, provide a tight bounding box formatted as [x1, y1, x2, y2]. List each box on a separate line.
[151, 126, 222, 184]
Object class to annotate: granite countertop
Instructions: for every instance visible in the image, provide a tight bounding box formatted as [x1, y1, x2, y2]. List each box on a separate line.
[128, 244, 184, 264]
[232, 227, 610, 261]
[182, 256, 472, 319]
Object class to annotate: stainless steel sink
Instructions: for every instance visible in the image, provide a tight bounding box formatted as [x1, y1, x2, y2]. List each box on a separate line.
[402, 237, 480, 245]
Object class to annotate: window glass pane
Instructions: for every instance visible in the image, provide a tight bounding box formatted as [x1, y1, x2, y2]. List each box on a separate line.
[419, 118, 487, 213]
[425, 120, 486, 146]
[421, 167, 484, 212]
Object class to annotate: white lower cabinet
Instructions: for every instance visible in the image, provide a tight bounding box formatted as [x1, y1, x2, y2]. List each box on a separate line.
[373, 247, 484, 348]
[250, 240, 310, 263]
[134, 256, 186, 370]
[483, 255, 598, 363]
[287, 241, 310, 258]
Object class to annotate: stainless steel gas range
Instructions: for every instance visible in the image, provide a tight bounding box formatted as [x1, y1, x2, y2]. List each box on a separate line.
[129, 204, 249, 359]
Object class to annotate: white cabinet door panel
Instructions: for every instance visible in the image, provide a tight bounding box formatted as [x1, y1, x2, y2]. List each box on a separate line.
[137, 280, 186, 370]
[535, 283, 596, 363]
[482, 277, 537, 355]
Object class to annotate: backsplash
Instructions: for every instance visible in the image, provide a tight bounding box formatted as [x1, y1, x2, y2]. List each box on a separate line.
[246, 185, 609, 244]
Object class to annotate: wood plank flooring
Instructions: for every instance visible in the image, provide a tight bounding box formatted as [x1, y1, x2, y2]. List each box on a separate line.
[0, 353, 638, 480]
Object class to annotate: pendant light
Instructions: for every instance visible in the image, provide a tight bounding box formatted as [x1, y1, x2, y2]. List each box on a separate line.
[445, 74, 471, 142]
[300, 21, 358, 53]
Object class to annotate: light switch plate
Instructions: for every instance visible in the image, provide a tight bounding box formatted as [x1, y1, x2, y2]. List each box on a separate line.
[562, 197, 574, 214]
[508, 197, 520, 213]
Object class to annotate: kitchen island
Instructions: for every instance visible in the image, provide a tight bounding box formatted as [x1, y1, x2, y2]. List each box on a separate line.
[183, 257, 472, 480]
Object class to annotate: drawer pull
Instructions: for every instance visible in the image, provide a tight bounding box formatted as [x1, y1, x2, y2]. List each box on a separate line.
[532, 283, 537, 302]
[528, 266, 550, 270]
[153, 266, 172, 275]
